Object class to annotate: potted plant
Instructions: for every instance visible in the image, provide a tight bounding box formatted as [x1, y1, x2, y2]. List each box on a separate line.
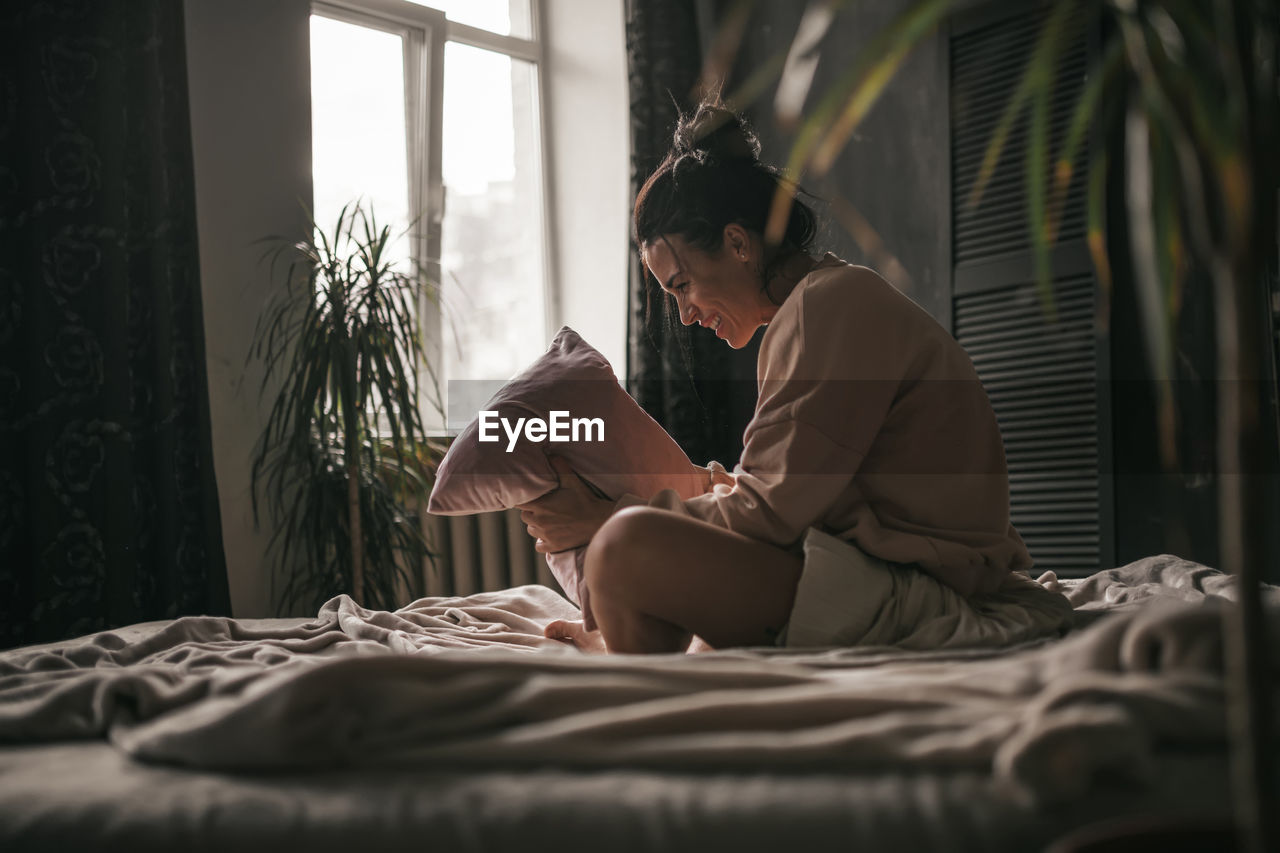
[751, 0, 1276, 844]
[250, 202, 443, 613]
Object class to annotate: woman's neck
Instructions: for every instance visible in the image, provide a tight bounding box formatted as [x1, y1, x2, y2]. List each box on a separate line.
[760, 252, 819, 322]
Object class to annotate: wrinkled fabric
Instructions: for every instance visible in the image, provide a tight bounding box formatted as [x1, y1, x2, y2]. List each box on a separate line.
[0, 556, 1274, 807]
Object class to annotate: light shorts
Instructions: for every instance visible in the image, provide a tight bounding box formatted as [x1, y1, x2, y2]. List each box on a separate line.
[776, 528, 1075, 650]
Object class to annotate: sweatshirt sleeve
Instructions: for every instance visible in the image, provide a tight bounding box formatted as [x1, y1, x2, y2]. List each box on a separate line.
[624, 268, 912, 549]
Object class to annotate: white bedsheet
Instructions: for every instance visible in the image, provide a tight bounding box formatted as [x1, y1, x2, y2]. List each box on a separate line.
[2, 554, 1274, 812]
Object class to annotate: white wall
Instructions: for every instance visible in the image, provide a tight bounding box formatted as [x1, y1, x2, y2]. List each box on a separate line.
[184, 0, 313, 617]
[543, 0, 630, 372]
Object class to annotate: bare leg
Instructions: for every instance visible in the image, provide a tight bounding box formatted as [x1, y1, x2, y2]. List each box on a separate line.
[582, 507, 804, 653]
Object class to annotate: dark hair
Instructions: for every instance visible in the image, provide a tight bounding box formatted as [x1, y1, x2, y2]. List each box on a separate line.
[632, 101, 817, 292]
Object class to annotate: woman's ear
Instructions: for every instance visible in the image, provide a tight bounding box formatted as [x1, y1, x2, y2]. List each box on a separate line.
[722, 223, 752, 262]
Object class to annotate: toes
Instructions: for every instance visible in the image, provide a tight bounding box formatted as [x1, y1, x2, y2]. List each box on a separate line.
[543, 619, 576, 642]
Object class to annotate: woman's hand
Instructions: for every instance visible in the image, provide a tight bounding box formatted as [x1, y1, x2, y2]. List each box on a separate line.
[693, 461, 736, 493]
[518, 456, 615, 553]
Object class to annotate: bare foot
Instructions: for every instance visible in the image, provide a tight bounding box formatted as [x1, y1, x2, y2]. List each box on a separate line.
[543, 619, 607, 653]
[686, 635, 715, 654]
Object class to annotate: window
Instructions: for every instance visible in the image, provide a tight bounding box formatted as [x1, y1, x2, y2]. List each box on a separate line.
[309, 13, 411, 262]
[309, 0, 550, 430]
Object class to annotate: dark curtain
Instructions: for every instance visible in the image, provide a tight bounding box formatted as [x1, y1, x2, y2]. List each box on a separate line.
[624, 0, 756, 467]
[0, 0, 231, 648]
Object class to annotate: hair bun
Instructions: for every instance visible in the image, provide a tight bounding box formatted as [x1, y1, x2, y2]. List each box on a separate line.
[674, 103, 760, 162]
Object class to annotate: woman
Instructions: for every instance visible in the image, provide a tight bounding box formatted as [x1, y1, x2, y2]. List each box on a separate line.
[520, 102, 1071, 654]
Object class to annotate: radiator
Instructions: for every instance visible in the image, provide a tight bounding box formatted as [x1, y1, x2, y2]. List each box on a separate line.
[420, 508, 559, 598]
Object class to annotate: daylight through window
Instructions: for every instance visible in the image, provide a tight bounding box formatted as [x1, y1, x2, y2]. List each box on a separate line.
[309, 0, 549, 429]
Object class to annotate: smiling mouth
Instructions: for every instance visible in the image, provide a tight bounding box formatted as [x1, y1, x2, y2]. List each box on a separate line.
[706, 315, 722, 332]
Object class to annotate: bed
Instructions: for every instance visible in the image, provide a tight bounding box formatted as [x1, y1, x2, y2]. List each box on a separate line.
[1, 554, 1274, 852]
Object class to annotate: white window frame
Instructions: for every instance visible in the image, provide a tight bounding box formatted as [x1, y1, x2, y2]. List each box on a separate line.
[309, 0, 558, 427]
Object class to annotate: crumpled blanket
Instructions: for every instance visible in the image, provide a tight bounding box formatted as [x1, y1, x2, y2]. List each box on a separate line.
[0, 554, 1275, 805]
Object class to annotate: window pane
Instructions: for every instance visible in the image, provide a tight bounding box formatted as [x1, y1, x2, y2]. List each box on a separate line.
[441, 42, 545, 391]
[405, 0, 532, 39]
[309, 15, 410, 264]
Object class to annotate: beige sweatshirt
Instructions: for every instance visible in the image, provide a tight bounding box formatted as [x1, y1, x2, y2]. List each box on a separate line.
[622, 255, 1032, 597]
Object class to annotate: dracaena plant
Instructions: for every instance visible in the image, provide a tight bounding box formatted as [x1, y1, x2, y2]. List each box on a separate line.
[250, 203, 445, 614]
[715, 0, 1276, 844]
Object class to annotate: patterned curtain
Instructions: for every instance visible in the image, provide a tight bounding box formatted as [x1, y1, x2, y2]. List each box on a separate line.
[0, 0, 230, 648]
[624, 0, 757, 468]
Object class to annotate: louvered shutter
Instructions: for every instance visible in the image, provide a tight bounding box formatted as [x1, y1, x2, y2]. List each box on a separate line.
[949, 4, 1112, 576]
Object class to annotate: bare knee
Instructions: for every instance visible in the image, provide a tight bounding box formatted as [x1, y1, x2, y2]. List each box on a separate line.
[583, 507, 692, 653]
[583, 507, 671, 600]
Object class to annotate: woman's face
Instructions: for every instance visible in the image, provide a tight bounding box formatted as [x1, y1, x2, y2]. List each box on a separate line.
[641, 226, 768, 350]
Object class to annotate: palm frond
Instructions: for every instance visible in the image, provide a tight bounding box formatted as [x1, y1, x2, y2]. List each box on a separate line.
[763, 0, 952, 245]
[250, 201, 445, 614]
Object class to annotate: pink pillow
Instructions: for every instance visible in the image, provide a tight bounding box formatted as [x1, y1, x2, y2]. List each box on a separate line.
[427, 327, 706, 604]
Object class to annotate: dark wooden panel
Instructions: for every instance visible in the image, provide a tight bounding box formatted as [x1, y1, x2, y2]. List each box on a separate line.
[950, 4, 1089, 266]
[949, 3, 1109, 577]
[955, 273, 1104, 573]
